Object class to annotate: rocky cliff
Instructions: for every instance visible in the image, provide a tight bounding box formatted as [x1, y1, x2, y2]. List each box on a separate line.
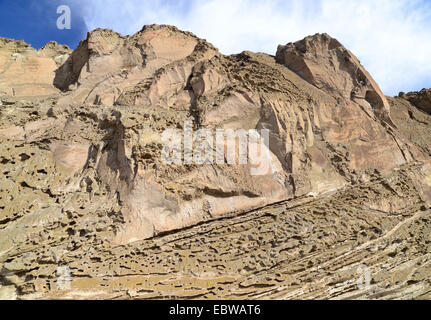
[1, 25, 431, 300]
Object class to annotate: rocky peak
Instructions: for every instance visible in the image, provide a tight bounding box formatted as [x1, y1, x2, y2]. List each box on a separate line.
[0, 37, 35, 54]
[55, 24, 219, 106]
[276, 33, 392, 124]
[399, 88, 431, 114]
[2, 25, 431, 300]
[139, 24, 203, 40]
[0, 37, 71, 97]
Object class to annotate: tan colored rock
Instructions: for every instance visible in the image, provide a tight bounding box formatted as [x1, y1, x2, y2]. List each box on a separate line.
[50, 142, 90, 174]
[0, 38, 71, 97]
[1, 25, 431, 300]
[400, 88, 431, 114]
[57, 25, 218, 108]
[275, 33, 419, 173]
[276, 33, 391, 121]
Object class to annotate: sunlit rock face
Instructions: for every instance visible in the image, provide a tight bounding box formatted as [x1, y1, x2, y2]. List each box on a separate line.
[52, 28, 426, 243]
[1, 25, 431, 300]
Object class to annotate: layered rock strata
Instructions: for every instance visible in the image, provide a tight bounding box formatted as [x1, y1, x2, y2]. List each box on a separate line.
[1, 25, 431, 300]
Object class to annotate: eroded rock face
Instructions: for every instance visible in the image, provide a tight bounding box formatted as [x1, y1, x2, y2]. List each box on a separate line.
[275, 33, 422, 171]
[1, 25, 431, 300]
[0, 38, 71, 97]
[399, 89, 431, 114]
[56, 25, 217, 108]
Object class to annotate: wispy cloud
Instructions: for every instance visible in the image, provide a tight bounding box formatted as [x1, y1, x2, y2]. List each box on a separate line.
[70, 0, 431, 95]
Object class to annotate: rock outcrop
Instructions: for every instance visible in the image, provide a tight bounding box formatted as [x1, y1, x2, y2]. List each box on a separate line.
[276, 34, 392, 120]
[1, 25, 431, 300]
[399, 89, 431, 114]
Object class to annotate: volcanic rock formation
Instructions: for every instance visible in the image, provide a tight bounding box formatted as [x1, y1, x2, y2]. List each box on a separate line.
[1, 25, 431, 300]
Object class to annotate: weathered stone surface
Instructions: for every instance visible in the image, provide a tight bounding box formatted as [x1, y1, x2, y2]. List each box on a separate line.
[56, 25, 217, 108]
[276, 33, 391, 120]
[1, 25, 431, 300]
[0, 38, 71, 97]
[399, 89, 431, 114]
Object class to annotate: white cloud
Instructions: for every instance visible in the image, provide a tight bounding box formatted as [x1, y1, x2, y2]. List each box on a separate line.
[72, 0, 431, 95]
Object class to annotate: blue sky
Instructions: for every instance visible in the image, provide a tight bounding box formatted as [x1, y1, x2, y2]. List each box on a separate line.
[0, 0, 430, 96]
[0, 0, 88, 49]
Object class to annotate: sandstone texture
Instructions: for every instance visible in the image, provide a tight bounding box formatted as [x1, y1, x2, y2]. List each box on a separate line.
[1, 25, 431, 300]
[0, 38, 71, 98]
